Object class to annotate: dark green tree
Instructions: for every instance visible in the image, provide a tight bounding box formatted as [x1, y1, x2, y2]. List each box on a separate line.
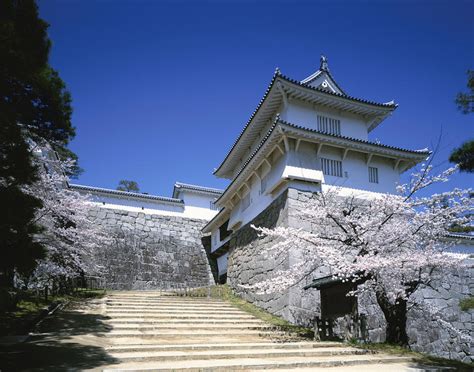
[449, 70, 474, 174]
[0, 0, 77, 288]
[117, 180, 140, 192]
[449, 140, 474, 173]
[455, 70, 474, 114]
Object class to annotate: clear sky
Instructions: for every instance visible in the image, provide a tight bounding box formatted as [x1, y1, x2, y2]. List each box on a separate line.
[38, 0, 473, 197]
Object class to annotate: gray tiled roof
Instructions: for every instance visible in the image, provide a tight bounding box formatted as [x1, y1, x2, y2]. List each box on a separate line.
[173, 182, 223, 195]
[214, 117, 429, 204]
[69, 184, 184, 204]
[279, 119, 431, 156]
[214, 70, 397, 176]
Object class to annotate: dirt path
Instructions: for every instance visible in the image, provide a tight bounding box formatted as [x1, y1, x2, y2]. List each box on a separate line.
[0, 297, 118, 371]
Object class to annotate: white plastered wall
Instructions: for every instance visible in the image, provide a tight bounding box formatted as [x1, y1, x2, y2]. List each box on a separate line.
[85, 194, 185, 216]
[179, 191, 220, 220]
[225, 141, 402, 232]
[280, 99, 369, 140]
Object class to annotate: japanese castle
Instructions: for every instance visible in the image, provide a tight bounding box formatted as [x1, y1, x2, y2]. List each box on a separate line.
[203, 56, 430, 281]
[72, 56, 442, 282]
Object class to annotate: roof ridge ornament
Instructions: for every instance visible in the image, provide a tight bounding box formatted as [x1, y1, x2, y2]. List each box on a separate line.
[274, 67, 281, 76]
[320, 55, 329, 72]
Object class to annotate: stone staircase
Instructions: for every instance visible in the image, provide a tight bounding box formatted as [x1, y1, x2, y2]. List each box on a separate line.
[101, 291, 412, 371]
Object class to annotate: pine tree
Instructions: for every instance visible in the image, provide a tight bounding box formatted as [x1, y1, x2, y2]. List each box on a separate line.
[0, 0, 77, 287]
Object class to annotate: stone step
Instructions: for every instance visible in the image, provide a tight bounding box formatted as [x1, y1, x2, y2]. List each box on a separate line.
[106, 306, 238, 311]
[107, 336, 283, 346]
[105, 299, 228, 304]
[105, 305, 242, 310]
[106, 302, 237, 306]
[109, 347, 367, 363]
[107, 296, 209, 299]
[106, 305, 237, 310]
[261, 365, 447, 372]
[108, 292, 179, 295]
[105, 309, 249, 315]
[106, 341, 343, 353]
[107, 298, 225, 300]
[107, 319, 264, 325]
[102, 354, 413, 371]
[105, 314, 258, 320]
[107, 330, 287, 338]
[109, 324, 272, 331]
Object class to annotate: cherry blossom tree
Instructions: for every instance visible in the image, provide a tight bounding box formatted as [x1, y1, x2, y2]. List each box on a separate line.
[20, 142, 110, 290]
[249, 162, 472, 345]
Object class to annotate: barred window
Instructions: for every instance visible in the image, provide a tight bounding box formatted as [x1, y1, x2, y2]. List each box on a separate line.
[241, 193, 251, 211]
[317, 115, 341, 135]
[321, 158, 343, 177]
[369, 167, 379, 184]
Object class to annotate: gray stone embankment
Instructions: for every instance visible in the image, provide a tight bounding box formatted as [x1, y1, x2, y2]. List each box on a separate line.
[89, 207, 212, 290]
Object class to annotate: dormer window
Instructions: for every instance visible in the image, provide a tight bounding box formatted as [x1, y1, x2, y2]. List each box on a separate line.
[317, 115, 341, 136]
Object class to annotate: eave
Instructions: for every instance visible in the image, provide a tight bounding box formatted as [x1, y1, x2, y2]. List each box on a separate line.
[202, 207, 231, 234]
[214, 72, 397, 179]
[278, 121, 430, 161]
[214, 119, 429, 208]
[172, 182, 223, 199]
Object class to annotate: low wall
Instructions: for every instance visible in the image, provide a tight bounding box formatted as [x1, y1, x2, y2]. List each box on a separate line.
[89, 207, 213, 290]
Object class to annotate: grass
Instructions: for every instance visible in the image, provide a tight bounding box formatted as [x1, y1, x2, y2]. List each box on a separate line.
[349, 341, 474, 371]
[0, 288, 105, 336]
[459, 296, 474, 311]
[184, 284, 314, 338]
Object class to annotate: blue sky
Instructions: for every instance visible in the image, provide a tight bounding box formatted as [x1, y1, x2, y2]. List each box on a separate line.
[38, 0, 473, 197]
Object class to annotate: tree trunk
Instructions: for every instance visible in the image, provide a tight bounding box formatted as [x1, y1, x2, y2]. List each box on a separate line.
[375, 290, 408, 345]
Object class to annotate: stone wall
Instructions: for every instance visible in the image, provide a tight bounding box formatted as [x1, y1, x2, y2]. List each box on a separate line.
[227, 189, 320, 326]
[228, 187, 474, 362]
[356, 264, 474, 362]
[407, 264, 473, 363]
[227, 190, 291, 319]
[89, 207, 213, 290]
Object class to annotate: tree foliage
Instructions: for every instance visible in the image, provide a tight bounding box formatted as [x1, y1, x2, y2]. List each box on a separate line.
[455, 70, 474, 114]
[21, 152, 111, 289]
[449, 140, 474, 173]
[449, 70, 474, 174]
[0, 0, 78, 287]
[117, 180, 140, 192]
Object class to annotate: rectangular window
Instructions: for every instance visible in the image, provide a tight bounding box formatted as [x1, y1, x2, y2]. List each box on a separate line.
[317, 115, 341, 135]
[321, 158, 343, 177]
[241, 193, 251, 211]
[369, 167, 379, 184]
